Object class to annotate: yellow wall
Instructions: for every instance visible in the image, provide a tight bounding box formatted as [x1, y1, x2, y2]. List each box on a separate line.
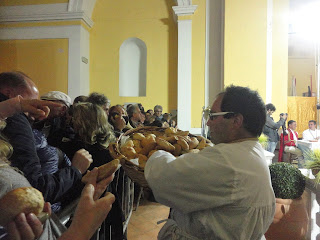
[0, 39, 68, 96]
[0, 0, 67, 6]
[224, 0, 267, 100]
[287, 97, 317, 138]
[90, 0, 206, 128]
[225, 0, 289, 117]
[271, 0, 289, 116]
[288, 58, 316, 96]
[90, 0, 177, 114]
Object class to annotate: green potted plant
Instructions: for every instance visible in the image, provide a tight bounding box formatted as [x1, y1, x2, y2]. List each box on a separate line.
[265, 162, 308, 240]
[258, 133, 268, 150]
[304, 148, 320, 185]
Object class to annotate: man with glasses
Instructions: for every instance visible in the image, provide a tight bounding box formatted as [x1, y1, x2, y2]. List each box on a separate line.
[145, 85, 275, 239]
[263, 103, 287, 153]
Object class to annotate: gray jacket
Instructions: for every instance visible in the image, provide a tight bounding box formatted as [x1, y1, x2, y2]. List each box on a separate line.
[263, 115, 286, 142]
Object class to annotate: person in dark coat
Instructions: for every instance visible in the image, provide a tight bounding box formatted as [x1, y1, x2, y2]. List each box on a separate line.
[0, 71, 93, 204]
[60, 102, 125, 239]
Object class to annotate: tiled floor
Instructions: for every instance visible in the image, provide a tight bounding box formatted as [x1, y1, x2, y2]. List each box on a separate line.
[127, 199, 170, 240]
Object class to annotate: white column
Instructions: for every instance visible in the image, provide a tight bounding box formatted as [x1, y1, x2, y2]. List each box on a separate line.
[172, 3, 197, 132]
[177, 20, 192, 130]
[205, 0, 224, 107]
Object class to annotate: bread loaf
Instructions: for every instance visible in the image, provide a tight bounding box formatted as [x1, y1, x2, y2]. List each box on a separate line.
[0, 187, 44, 226]
[82, 159, 120, 183]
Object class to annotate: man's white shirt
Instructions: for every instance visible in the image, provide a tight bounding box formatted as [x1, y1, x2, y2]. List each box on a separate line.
[302, 129, 320, 141]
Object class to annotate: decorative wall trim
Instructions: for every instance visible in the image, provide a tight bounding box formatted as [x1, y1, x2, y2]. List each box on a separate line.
[68, 0, 97, 19]
[172, 5, 198, 16]
[0, 12, 93, 28]
[0, 2, 94, 28]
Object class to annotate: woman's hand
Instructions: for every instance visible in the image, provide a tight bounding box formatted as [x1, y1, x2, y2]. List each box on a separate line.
[5, 203, 51, 240]
[59, 183, 115, 240]
[111, 113, 126, 131]
[82, 167, 114, 200]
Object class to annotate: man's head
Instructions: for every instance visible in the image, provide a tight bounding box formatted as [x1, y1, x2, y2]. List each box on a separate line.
[309, 120, 317, 130]
[127, 104, 142, 122]
[0, 71, 39, 99]
[87, 92, 110, 116]
[265, 103, 276, 116]
[288, 120, 297, 131]
[41, 91, 71, 118]
[73, 95, 88, 104]
[154, 105, 163, 117]
[146, 109, 154, 115]
[207, 85, 266, 144]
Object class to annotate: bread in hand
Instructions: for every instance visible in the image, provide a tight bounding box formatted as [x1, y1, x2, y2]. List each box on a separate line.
[0, 187, 44, 226]
[82, 159, 120, 183]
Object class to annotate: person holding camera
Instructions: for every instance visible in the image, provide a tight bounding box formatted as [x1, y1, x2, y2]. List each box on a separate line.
[263, 103, 287, 153]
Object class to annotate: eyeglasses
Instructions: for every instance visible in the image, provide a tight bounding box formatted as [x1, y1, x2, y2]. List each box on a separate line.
[208, 112, 235, 120]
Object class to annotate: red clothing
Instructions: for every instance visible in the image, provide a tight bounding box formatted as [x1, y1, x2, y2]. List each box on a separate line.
[278, 129, 298, 162]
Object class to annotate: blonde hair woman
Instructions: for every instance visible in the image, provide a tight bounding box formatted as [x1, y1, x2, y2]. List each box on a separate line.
[59, 102, 124, 239]
[61, 102, 116, 169]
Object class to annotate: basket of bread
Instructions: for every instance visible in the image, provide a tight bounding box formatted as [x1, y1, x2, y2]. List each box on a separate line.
[109, 126, 212, 188]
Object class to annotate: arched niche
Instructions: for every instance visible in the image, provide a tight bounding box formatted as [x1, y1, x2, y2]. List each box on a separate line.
[119, 37, 147, 97]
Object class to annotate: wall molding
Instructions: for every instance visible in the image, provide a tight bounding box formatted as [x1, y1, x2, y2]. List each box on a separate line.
[172, 5, 198, 16]
[0, 1, 95, 28]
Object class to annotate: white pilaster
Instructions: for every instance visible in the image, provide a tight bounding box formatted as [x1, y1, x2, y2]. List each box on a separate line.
[172, 3, 197, 133]
[177, 19, 192, 131]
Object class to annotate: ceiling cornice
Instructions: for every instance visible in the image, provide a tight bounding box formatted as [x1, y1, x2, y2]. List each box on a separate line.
[0, 0, 96, 28]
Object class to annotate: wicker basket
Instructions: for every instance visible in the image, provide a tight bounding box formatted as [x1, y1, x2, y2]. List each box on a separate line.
[109, 126, 169, 188]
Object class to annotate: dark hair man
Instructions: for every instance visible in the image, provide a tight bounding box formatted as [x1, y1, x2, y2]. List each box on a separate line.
[278, 120, 302, 162]
[263, 103, 287, 153]
[87, 92, 110, 116]
[145, 85, 275, 239]
[0, 71, 93, 203]
[302, 120, 320, 141]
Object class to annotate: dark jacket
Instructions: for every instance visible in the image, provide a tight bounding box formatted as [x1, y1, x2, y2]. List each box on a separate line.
[0, 93, 82, 203]
[263, 114, 286, 142]
[60, 139, 125, 239]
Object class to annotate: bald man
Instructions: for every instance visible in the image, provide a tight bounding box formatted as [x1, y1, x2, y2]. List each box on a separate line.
[0, 71, 92, 203]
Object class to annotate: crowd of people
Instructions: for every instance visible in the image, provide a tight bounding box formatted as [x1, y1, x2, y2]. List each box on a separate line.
[0, 71, 278, 240]
[0, 71, 178, 239]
